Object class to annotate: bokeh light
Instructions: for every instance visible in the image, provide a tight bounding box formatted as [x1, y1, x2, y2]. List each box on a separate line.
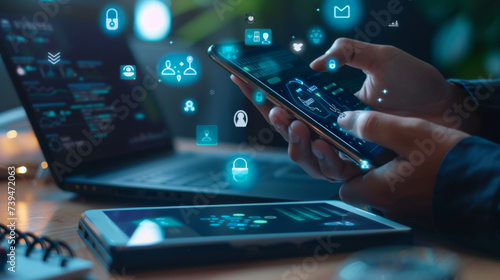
[135, 0, 171, 41]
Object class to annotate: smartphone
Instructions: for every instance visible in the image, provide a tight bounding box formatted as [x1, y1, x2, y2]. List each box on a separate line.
[79, 201, 411, 271]
[208, 43, 397, 168]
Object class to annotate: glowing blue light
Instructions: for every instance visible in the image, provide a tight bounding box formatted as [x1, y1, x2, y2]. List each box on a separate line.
[383, 89, 388, 94]
[100, 5, 126, 36]
[308, 27, 325, 46]
[134, 0, 171, 41]
[253, 90, 265, 104]
[360, 160, 370, 170]
[321, 0, 364, 32]
[157, 53, 201, 87]
[327, 59, 337, 71]
[378, 98, 382, 102]
[182, 98, 196, 115]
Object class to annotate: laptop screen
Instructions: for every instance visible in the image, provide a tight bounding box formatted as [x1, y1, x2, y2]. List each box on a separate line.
[0, 11, 171, 178]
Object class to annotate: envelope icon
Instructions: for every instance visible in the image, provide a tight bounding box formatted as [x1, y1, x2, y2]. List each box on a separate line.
[334, 5, 350, 18]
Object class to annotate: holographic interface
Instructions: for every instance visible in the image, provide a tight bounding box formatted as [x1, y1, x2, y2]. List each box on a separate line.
[0, 13, 168, 164]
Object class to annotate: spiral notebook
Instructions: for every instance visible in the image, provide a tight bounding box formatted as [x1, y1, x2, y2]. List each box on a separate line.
[0, 224, 92, 280]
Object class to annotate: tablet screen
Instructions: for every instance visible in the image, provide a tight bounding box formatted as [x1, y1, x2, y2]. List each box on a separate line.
[104, 202, 392, 242]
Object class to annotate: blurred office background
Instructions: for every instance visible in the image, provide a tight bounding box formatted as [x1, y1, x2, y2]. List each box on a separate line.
[0, 0, 499, 151]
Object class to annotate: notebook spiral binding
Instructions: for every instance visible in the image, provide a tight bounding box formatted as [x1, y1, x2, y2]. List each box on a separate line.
[0, 223, 74, 267]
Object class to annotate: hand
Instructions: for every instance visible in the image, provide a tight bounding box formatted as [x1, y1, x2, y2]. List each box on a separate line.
[231, 38, 477, 183]
[231, 75, 364, 181]
[310, 38, 478, 133]
[335, 110, 469, 224]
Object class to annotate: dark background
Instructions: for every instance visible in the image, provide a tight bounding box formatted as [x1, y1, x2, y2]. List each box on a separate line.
[1, 0, 499, 147]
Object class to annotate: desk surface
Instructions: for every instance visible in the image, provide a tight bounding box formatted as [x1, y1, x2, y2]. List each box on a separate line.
[2, 178, 500, 280]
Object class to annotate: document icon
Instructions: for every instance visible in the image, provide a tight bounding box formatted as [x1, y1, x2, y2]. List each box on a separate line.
[334, 5, 350, 18]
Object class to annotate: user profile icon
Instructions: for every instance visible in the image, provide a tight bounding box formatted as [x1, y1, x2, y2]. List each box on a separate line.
[234, 110, 248, 127]
[245, 12, 255, 24]
[196, 125, 218, 146]
[120, 65, 136, 80]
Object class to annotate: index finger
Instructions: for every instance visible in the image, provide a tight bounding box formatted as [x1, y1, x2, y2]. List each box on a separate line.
[310, 38, 398, 74]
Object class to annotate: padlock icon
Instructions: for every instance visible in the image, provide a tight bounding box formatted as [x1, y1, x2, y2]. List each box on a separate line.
[232, 158, 248, 182]
[328, 59, 336, 70]
[254, 91, 264, 104]
[256, 91, 263, 103]
[106, 8, 119, 31]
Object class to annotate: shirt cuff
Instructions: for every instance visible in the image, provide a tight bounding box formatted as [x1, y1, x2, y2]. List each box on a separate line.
[434, 136, 500, 243]
[448, 79, 500, 143]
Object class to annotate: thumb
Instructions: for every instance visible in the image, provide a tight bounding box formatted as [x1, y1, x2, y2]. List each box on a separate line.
[337, 111, 431, 158]
[310, 38, 398, 74]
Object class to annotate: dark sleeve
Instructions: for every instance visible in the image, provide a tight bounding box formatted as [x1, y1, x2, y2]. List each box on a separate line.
[448, 79, 500, 143]
[433, 136, 500, 254]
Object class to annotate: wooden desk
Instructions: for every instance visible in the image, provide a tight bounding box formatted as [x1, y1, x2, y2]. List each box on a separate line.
[2, 178, 500, 280]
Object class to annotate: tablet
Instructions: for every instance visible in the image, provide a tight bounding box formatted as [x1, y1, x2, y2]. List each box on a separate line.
[78, 200, 411, 271]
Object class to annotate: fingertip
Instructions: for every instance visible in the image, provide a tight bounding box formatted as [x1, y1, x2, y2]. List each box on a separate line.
[310, 57, 326, 72]
[268, 107, 284, 127]
[289, 120, 310, 139]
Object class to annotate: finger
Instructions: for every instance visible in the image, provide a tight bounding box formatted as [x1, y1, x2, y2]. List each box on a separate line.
[310, 38, 399, 74]
[231, 75, 274, 123]
[337, 111, 432, 158]
[269, 107, 294, 142]
[287, 120, 325, 179]
[311, 139, 364, 181]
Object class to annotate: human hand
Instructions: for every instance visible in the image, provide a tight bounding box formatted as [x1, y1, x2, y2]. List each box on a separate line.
[231, 75, 364, 181]
[335, 110, 469, 224]
[230, 38, 477, 183]
[310, 38, 478, 134]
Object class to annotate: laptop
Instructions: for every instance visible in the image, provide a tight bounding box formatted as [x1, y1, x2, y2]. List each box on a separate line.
[0, 4, 340, 204]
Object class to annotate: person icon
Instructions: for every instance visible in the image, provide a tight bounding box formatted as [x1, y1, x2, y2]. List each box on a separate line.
[234, 110, 248, 127]
[183, 56, 197, 76]
[161, 60, 175, 75]
[262, 33, 271, 45]
[202, 130, 212, 142]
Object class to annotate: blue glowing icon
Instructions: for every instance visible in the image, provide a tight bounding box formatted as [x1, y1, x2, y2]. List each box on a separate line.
[327, 59, 337, 71]
[106, 8, 118, 30]
[234, 110, 248, 127]
[322, 0, 363, 32]
[232, 158, 249, 182]
[253, 90, 265, 104]
[101, 5, 125, 36]
[245, 29, 272, 45]
[158, 54, 200, 87]
[120, 65, 136, 80]
[308, 27, 325, 46]
[196, 125, 218, 146]
[334, 5, 350, 18]
[183, 99, 196, 114]
[220, 44, 240, 60]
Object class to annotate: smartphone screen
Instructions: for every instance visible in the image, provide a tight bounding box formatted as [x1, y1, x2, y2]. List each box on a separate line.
[211, 44, 396, 166]
[104, 202, 392, 244]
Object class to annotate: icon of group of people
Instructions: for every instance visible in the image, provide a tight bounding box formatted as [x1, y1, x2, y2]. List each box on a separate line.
[161, 56, 197, 82]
